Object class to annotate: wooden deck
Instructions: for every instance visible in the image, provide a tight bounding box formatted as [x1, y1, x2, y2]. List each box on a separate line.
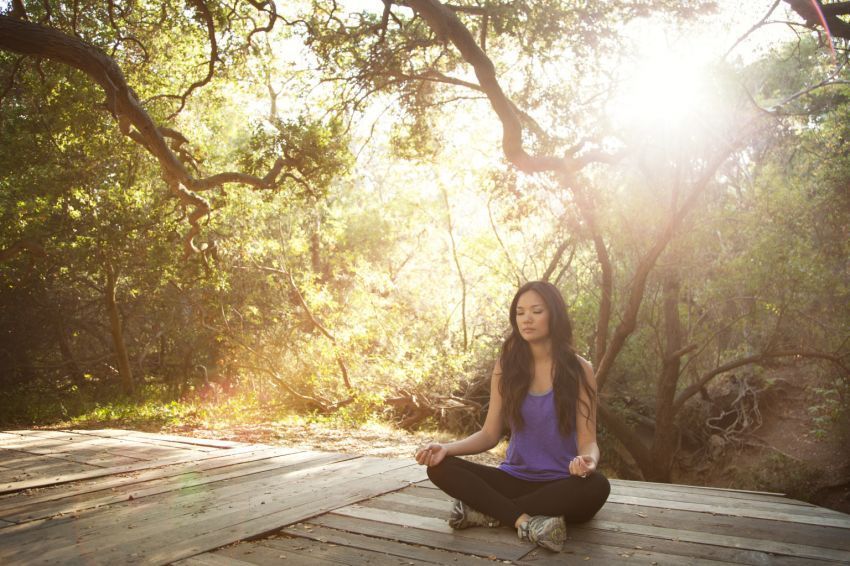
[0, 430, 847, 565]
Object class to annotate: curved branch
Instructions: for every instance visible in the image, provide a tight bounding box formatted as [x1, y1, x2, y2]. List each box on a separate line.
[398, 0, 616, 174]
[0, 16, 289, 255]
[672, 349, 850, 415]
[165, 0, 219, 119]
[594, 148, 735, 391]
[784, 0, 850, 40]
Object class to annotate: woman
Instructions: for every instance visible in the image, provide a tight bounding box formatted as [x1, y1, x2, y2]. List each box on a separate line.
[414, 281, 610, 552]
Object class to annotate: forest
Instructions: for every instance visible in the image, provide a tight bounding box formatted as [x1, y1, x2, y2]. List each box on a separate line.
[1, 0, 848, 511]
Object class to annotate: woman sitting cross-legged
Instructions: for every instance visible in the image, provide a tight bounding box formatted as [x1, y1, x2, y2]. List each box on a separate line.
[414, 281, 610, 552]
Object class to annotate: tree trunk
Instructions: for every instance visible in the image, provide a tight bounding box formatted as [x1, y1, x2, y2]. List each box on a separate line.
[55, 304, 85, 386]
[647, 270, 684, 482]
[104, 259, 134, 395]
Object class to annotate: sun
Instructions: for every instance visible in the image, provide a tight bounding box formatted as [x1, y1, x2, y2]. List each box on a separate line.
[607, 49, 711, 140]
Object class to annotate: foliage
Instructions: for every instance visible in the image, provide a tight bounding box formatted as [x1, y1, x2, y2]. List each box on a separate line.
[0, 1, 847, 492]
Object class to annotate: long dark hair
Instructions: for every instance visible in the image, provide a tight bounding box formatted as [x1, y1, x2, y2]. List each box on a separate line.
[498, 281, 595, 437]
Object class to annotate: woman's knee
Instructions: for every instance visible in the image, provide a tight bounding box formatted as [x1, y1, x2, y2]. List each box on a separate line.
[592, 472, 611, 501]
[426, 455, 459, 485]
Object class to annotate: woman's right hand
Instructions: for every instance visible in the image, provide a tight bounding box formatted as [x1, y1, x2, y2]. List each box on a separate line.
[415, 442, 448, 467]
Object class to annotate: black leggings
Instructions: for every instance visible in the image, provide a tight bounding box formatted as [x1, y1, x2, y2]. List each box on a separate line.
[427, 456, 610, 527]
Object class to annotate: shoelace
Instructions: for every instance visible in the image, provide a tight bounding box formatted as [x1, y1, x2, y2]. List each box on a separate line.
[517, 521, 530, 541]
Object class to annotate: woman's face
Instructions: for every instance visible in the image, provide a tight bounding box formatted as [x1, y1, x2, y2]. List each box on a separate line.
[515, 290, 550, 343]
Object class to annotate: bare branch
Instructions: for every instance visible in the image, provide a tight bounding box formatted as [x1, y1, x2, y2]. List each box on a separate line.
[165, 0, 219, 120]
[673, 348, 850, 414]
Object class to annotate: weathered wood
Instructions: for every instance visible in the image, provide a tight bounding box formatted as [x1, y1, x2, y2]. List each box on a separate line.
[216, 540, 350, 566]
[71, 428, 245, 448]
[282, 522, 476, 564]
[562, 524, 830, 566]
[608, 485, 836, 518]
[1, 450, 346, 524]
[606, 492, 850, 530]
[611, 479, 796, 505]
[416, 476, 804, 506]
[336, 502, 520, 547]
[0, 451, 356, 548]
[0, 442, 261, 494]
[310, 511, 532, 561]
[174, 554, 258, 566]
[518, 539, 737, 565]
[595, 502, 850, 552]
[372, 490, 453, 513]
[399, 484, 453, 501]
[584, 518, 850, 562]
[236, 535, 431, 565]
[0, 457, 398, 562]
[8, 428, 218, 454]
[2, 430, 848, 566]
[0, 446, 296, 516]
[97, 461, 427, 565]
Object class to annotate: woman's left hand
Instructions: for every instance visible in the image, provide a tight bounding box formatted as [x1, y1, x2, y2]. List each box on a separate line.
[569, 454, 596, 478]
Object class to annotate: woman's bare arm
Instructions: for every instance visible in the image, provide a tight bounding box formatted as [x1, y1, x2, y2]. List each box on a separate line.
[415, 360, 504, 465]
[571, 356, 600, 474]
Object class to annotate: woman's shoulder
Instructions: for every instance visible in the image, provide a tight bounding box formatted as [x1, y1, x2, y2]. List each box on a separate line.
[574, 354, 595, 379]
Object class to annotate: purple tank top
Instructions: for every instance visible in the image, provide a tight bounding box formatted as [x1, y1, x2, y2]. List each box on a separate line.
[498, 389, 578, 481]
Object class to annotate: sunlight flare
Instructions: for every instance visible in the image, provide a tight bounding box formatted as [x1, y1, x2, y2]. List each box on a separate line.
[608, 50, 709, 137]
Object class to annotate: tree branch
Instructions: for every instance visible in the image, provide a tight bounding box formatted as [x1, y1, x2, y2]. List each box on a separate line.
[397, 0, 618, 174]
[0, 16, 290, 257]
[672, 349, 849, 414]
[784, 0, 850, 40]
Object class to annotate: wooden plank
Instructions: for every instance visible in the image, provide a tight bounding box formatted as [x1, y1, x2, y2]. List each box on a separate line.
[309, 512, 531, 561]
[562, 524, 830, 566]
[231, 535, 430, 566]
[612, 477, 787, 498]
[174, 554, 259, 566]
[4, 456, 400, 562]
[415, 476, 806, 507]
[518, 540, 738, 565]
[390, 487, 846, 565]
[606, 492, 850, 530]
[583, 518, 850, 562]
[0, 454, 376, 564]
[0, 450, 99, 472]
[609, 483, 835, 516]
[13, 429, 218, 454]
[1, 450, 355, 537]
[0, 445, 295, 515]
[0, 434, 183, 467]
[338, 502, 522, 548]
[373, 491, 453, 514]
[71, 428, 244, 449]
[0, 436, 83, 453]
[282, 522, 479, 564]
[399, 484, 453, 501]
[0, 432, 25, 441]
[217, 539, 351, 566]
[0, 456, 100, 482]
[0, 442, 264, 494]
[593, 503, 850, 552]
[90, 461, 427, 565]
[1, 450, 347, 524]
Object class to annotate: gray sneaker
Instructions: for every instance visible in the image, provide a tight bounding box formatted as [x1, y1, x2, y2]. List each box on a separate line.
[447, 499, 501, 529]
[517, 515, 566, 552]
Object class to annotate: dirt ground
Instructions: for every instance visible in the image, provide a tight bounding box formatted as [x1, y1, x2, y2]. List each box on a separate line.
[674, 367, 850, 513]
[164, 420, 507, 467]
